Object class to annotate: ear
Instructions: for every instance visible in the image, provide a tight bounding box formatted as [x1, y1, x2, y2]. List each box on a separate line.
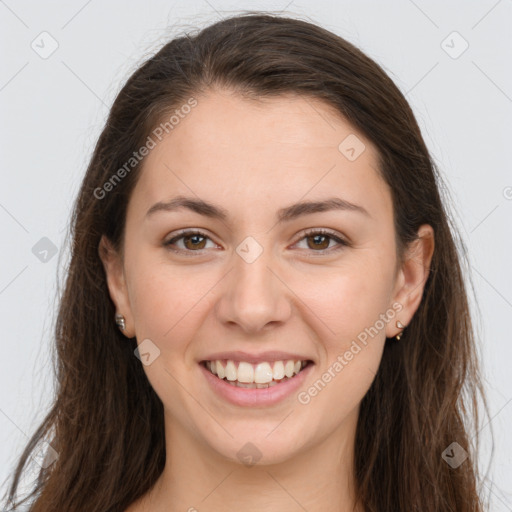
[386, 224, 435, 338]
[98, 234, 135, 338]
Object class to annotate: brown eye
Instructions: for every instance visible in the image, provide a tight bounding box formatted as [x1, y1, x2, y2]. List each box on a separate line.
[306, 233, 331, 250]
[294, 229, 349, 254]
[164, 228, 348, 257]
[182, 233, 207, 250]
[164, 230, 215, 254]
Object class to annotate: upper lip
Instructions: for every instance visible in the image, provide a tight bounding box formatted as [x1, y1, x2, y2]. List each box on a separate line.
[200, 350, 314, 364]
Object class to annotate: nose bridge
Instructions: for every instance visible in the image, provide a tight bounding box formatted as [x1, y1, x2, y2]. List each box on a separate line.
[234, 239, 274, 298]
[216, 235, 291, 332]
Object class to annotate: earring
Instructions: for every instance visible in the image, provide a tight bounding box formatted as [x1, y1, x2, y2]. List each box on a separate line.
[115, 313, 126, 331]
[395, 320, 406, 340]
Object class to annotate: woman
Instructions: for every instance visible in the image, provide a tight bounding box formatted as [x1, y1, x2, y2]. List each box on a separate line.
[3, 12, 488, 512]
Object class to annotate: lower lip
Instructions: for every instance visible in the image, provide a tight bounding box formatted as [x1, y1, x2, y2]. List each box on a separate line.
[199, 362, 314, 407]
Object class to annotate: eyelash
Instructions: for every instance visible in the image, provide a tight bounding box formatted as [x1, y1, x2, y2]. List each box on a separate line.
[163, 228, 349, 257]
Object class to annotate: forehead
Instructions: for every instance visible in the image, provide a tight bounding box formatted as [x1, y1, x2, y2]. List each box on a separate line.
[128, 89, 391, 222]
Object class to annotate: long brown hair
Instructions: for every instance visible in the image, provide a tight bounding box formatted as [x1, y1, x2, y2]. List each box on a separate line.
[2, 12, 490, 511]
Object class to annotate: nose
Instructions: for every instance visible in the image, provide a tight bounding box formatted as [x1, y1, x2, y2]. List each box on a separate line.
[215, 243, 292, 334]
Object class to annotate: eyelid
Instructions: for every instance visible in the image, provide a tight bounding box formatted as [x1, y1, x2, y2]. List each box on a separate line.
[294, 227, 348, 243]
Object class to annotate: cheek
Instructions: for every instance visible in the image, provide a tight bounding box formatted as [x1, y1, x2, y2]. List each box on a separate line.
[127, 262, 200, 343]
[125, 265, 207, 406]
[299, 338, 384, 432]
[295, 272, 390, 427]
[126, 259, 223, 366]
[300, 259, 394, 344]
[299, 258, 394, 415]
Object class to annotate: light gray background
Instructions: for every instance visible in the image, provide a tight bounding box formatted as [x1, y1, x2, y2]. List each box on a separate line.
[1, 0, 511, 509]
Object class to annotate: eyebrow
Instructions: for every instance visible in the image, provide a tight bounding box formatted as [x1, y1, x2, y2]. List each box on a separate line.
[145, 194, 370, 222]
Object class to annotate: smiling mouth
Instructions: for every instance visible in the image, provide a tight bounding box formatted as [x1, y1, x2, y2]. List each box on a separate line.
[200, 359, 314, 389]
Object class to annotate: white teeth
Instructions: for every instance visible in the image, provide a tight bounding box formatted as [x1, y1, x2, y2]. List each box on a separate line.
[284, 360, 295, 378]
[254, 362, 273, 384]
[236, 381, 254, 388]
[204, 358, 308, 384]
[237, 362, 254, 383]
[225, 360, 237, 381]
[216, 361, 225, 379]
[272, 360, 285, 380]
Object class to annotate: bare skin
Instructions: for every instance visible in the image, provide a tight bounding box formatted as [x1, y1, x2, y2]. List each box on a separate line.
[99, 88, 434, 512]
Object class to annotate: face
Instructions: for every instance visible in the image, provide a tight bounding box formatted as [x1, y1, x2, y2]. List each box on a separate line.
[100, 88, 433, 467]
